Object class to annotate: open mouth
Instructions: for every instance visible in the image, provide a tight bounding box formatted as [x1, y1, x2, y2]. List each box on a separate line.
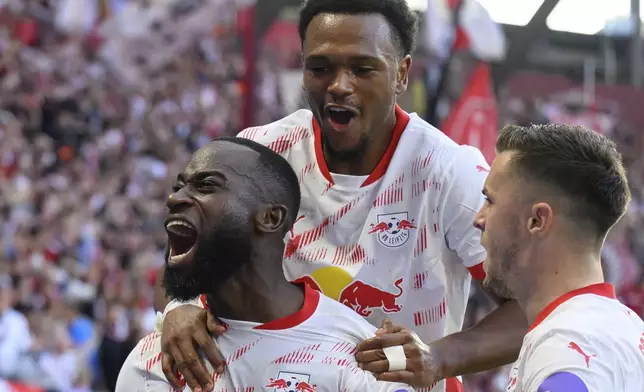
[326, 106, 357, 129]
[165, 219, 197, 265]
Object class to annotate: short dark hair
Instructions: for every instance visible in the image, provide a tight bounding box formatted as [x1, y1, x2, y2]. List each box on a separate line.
[298, 0, 418, 57]
[497, 124, 630, 238]
[213, 136, 301, 230]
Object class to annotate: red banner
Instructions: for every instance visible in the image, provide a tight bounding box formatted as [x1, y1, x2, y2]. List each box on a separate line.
[441, 63, 498, 164]
[3, 382, 44, 392]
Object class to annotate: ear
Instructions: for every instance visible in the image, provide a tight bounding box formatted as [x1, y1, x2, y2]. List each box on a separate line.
[254, 204, 288, 234]
[527, 202, 554, 236]
[395, 54, 412, 96]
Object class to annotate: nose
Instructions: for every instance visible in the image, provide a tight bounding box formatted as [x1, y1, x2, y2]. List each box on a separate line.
[166, 188, 194, 212]
[473, 209, 485, 232]
[328, 70, 354, 98]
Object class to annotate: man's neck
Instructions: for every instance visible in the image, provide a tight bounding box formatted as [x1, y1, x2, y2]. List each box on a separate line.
[207, 265, 305, 325]
[516, 252, 604, 327]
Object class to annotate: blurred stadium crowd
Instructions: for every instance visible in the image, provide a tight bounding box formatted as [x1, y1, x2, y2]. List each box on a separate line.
[0, 1, 641, 392]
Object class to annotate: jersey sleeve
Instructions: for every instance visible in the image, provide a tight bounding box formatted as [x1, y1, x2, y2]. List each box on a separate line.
[521, 334, 612, 392]
[115, 349, 147, 392]
[115, 332, 174, 392]
[439, 145, 488, 279]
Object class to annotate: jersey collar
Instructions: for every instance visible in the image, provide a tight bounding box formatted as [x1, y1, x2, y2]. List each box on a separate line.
[312, 104, 411, 187]
[528, 283, 616, 332]
[254, 283, 320, 330]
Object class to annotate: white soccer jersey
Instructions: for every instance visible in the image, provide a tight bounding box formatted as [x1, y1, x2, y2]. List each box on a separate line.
[117, 285, 414, 392]
[237, 106, 488, 392]
[507, 283, 644, 392]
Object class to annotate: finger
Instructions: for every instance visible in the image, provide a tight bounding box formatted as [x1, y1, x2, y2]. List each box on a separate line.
[162, 354, 181, 389]
[168, 346, 203, 392]
[376, 319, 394, 334]
[357, 332, 412, 351]
[359, 359, 391, 374]
[174, 365, 203, 392]
[176, 340, 212, 391]
[194, 330, 225, 373]
[375, 370, 417, 385]
[355, 348, 387, 364]
[206, 313, 227, 335]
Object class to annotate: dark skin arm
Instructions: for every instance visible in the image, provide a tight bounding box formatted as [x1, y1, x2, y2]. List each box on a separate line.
[428, 295, 526, 378]
[356, 282, 527, 387]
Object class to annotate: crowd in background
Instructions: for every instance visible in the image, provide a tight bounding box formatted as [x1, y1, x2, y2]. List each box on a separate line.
[0, 2, 641, 392]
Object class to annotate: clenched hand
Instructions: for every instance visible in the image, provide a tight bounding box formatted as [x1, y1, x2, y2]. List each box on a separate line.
[160, 304, 227, 392]
[356, 319, 445, 388]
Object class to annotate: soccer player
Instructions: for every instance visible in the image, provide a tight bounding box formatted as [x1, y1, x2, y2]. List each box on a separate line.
[158, 0, 529, 390]
[474, 124, 644, 391]
[116, 137, 414, 391]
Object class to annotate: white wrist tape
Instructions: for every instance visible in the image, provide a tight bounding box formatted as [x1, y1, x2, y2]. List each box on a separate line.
[383, 345, 407, 372]
[162, 296, 204, 318]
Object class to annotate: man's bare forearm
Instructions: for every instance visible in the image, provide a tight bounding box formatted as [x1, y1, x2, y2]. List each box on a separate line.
[429, 299, 527, 378]
[154, 266, 171, 312]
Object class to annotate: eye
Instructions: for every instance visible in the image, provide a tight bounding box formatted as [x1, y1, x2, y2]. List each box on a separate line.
[171, 183, 183, 192]
[353, 66, 374, 75]
[308, 66, 328, 75]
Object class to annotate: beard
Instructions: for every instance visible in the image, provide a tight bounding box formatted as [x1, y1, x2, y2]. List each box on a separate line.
[163, 212, 252, 301]
[482, 238, 520, 300]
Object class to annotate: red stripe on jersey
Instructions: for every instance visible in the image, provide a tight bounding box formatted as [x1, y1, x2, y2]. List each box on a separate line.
[413, 225, 428, 257]
[468, 262, 486, 281]
[411, 150, 434, 178]
[200, 294, 208, 309]
[373, 174, 404, 207]
[255, 284, 320, 330]
[267, 126, 309, 154]
[446, 377, 464, 392]
[312, 105, 410, 187]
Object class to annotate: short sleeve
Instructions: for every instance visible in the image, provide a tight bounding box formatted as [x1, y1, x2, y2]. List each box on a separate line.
[116, 332, 174, 392]
[439, 145, 488, 278]
[115, 342, 150, 392]
[521, 334, 612, 392]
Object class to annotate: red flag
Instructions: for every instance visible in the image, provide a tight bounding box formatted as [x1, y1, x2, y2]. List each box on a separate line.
[441, 63, 497, 164]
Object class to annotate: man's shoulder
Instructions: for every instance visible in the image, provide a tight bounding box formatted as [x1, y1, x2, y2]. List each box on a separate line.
[305, 294, 377, 341]
[116, 332, 169, 390]
[398, 114, 489, 179]
[237, 109, 314, 147]
[527, 298, 643, 361]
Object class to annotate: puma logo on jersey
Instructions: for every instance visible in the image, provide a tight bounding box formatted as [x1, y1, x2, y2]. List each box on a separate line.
[568, 342, 596, 368]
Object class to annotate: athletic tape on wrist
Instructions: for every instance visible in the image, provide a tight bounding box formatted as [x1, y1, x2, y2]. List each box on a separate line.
[162, 296, 203, 318]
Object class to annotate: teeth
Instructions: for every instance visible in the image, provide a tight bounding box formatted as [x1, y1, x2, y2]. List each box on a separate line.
[330, 107, 348, 112]
[166, 220, 195, 230]
[170, 253, 188, 262]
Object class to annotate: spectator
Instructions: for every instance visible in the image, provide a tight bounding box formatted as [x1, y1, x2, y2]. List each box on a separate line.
[0, 274, 32, 379]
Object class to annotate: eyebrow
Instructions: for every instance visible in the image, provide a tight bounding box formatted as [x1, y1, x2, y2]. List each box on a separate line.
[177, 170, 227, 183]
[304, 54, 382, 63]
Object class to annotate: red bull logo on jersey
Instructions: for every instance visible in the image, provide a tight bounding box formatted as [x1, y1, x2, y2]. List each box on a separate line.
[369, 212, 416, 248]
[266, 372, 316, 392]
[339, 277, 404, 317]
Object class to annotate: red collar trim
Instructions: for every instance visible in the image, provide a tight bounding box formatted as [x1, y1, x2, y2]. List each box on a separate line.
[254, 283, 320, 330]
[528, 283, 616, 332]
[312, 105, 410, 187]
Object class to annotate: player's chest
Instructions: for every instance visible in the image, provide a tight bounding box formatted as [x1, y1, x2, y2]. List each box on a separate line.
[286, 176, 443, 259]
[213, 360, 336, 392]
